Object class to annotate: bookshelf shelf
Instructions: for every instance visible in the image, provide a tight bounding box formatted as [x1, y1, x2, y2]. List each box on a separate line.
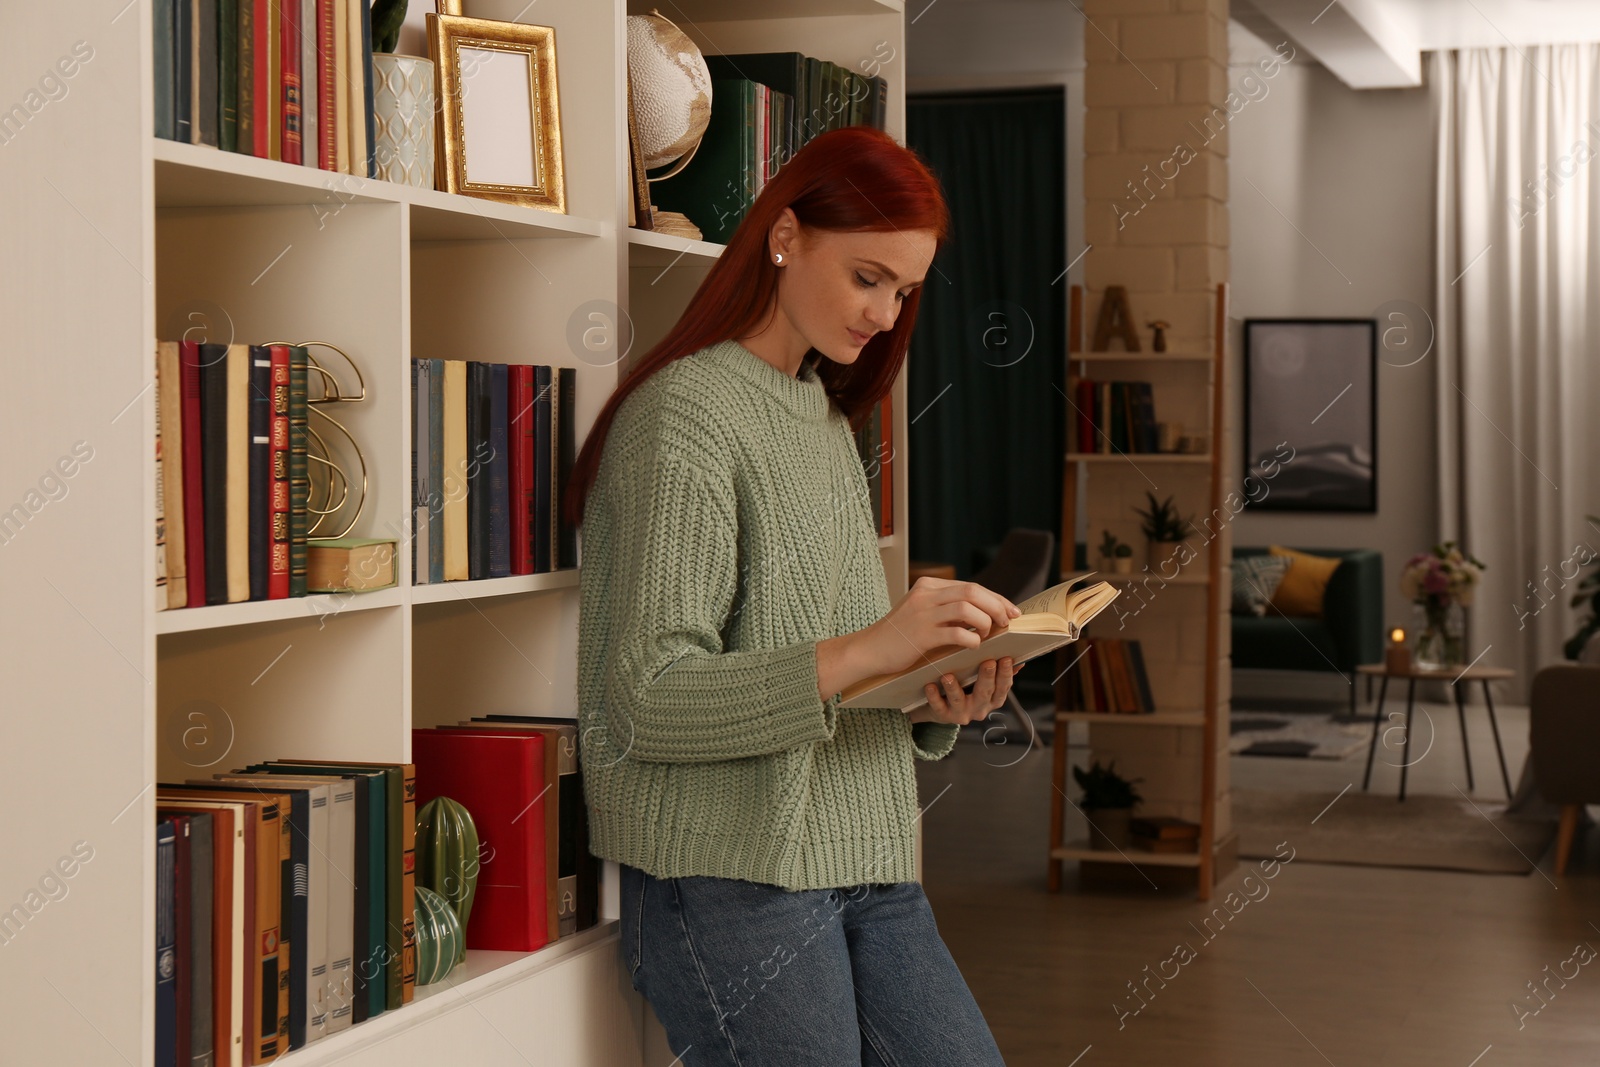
[410, 569, 580, 606]
[12, 2, 913, 1064]
[1055, 711, 1205, 727]
[1050, 842, 1203, 868]
[1050, 283, 1232, 902]
[625, 228, 725, 266]
[153, 587, 405, 635]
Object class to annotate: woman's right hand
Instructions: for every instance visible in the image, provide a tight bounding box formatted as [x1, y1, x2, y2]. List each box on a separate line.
[851, 576, 1021, 679]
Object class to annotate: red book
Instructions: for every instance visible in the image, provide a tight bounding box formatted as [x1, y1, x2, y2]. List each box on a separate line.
[268, 346, 291, 599]
[251, 0, 271, 157]
[1077, 379, 1095, 452]
[412, 729, 549, 952]
[509, 366, 535, 575]
[317, 0, 337, 170]
[280, 0, 303, 163]
[179, 341, 208, 608]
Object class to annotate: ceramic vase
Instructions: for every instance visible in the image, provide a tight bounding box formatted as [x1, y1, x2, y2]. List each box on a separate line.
[371, 54, 435, 188]
[414, 885, 463, 985]
[417, 796, 479, 962]
[1415, 600, 1466, 670]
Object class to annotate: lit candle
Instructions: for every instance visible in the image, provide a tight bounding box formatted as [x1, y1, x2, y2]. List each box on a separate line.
[1386, 627, 1411, 673]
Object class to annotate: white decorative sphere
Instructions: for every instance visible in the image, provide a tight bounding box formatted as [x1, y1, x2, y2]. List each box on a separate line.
[626, 13, 712, 172]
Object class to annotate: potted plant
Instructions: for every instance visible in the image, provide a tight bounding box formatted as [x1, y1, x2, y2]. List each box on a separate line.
[1566, 515, 1600, 660]
[1072, 760, 1143, 850]
[1098, 529, 1136, 575]
[1136, 491, 1194, 571]
[370, 0, 436, 188]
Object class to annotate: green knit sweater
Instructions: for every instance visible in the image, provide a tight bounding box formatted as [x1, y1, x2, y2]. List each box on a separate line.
[576, 338, 959, 891]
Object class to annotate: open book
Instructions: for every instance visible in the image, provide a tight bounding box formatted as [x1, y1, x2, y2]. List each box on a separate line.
[836, 574, 1121, 712]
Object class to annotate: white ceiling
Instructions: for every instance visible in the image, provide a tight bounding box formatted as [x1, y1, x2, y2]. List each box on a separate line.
[1234, 0, 1600, 88]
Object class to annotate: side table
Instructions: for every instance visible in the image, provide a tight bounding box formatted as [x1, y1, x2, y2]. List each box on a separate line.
[1357, 663, 1515, 802]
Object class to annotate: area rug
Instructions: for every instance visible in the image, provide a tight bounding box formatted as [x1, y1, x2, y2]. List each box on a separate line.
[1232, 788, 1557, 875]
[1228, 714, 1370, 759]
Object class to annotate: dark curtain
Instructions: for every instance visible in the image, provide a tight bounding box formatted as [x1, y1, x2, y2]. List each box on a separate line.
[905, 88, 1066, 581]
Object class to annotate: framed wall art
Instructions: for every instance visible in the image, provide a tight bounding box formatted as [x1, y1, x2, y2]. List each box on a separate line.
[1242, 318, 1377, 512]
[427, 13, 566, 212]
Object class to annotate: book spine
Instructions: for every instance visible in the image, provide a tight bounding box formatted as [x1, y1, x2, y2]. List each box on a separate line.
[557, 367, 576, 569]
[199, 343, 229, 605]
[532, 366, 551, 573]
[237, 0, 254, 153]
[159, 343, 189, 609]
[487, 363, 510, 578]
[412, 361, 426, 584]
[344, 0, 364, 175]
[269, 347, 291, 599]
[249, 348, 272, 601]
[174, 0, 193, 142]
[441, 360, 467, 581]
[219, 0, 238, 152]
[196, 0, 218, 146]
[252, 0, 270, 157]
[156, 345, 169, 611]
[398, 766, 417, 1004]
[332, 0, 349, 174]
[289, 346, 309, 597]
[299, 0, 317, 168]
[466, 363, 487, 580]
[548, 367, 559, 575]
[226, 345, 251, 603]
[157, 821, 179, 1067]
[155, 0, 176, 140]
[266, 0, 281, 161]
[280, 0, 303, 164]
[509, 365, 533, 576]
[180, 342, 208, 607]
[359, 0, 376, 178]
[317, 0, 337, 170]
[427, 360, 445, 583]
[187, 814, 215, 1067]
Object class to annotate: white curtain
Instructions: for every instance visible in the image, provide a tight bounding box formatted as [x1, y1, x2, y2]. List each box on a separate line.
[1432, 46, 1600, 701]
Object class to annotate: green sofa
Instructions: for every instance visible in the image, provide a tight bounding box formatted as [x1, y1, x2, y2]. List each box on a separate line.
[1232, 546, 1385, 716]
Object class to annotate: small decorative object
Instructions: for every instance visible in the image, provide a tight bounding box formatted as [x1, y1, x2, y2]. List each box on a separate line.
[1135, 491, 1194, 571]
[1400, 541, 1485, 670]
[627, 10, 711, 239]
[1073, 760, 1144, 850]
[1098, 530, 1135, 575]
[626, 70, 653, 231]
[370, 39, 436, 188]
[1157, 421, 1182, 453]
[417, 796, 480, 958]
[1146, 319, 1169, 353]
[429, 13, 566, 212]
[1091, 285, 1140, 351]
[413, 885, 464, 985]
[1243, 319, 1377, 512]
[1385, 627, 1411, 674]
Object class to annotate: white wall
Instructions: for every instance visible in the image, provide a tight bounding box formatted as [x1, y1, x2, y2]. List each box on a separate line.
[1226, 22, 1437, 641]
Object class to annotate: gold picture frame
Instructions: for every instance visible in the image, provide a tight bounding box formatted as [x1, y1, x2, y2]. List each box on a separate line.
[427, 13, 566, 213]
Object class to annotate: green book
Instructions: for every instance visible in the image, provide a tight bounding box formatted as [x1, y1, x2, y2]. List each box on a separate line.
[219, 0, 238, 151]
[237, 0, 253, 153]
[289, 346, 309, 597]
[651, 79, 758, 245]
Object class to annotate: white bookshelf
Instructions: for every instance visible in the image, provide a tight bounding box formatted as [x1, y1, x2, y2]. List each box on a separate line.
[1, 0, 908, 1063]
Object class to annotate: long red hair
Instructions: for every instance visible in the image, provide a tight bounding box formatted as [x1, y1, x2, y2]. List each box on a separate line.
[563, 125, 950, 530]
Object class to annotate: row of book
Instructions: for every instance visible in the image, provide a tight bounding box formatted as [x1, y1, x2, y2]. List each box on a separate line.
[654, 51, 889, 243]
[153, 0, 379, 178]
[155, 341, 312, 611]
[153, 724, 597, 1066]
[156, 759, 418, 1066]
[1072, 379, 1162, 454]
[853, 393, 894, 538]
[1059, 637, 1158, 714]
[410, 361, 578, 584]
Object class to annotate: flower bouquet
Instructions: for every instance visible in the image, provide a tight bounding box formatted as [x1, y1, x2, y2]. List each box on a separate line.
[1399, 541, 1485, 668]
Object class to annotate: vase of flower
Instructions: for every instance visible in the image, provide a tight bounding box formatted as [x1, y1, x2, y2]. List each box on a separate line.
[1400, 541, 1485, 670]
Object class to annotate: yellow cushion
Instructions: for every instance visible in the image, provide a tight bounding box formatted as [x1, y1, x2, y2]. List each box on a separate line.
[1266, 546, 1342, 617]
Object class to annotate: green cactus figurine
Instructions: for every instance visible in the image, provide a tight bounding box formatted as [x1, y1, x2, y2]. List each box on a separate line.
[413, 885, 463, 985]
[416, 796, 479, 962]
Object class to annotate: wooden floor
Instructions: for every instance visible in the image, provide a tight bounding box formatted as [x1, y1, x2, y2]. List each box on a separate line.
[918, 696, 1600, 1066]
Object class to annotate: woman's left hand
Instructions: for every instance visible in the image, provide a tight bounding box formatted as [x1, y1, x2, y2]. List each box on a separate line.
[907, 657, 1020, 725]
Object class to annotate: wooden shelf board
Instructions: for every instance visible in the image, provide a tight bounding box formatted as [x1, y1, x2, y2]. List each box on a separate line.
[1066, 452, 1213, 464]
[154, 138, 604, 242]
[275, 921, 620, 1066]
[154, 587, 403, 635]
[410, 569, 580, 606]
[625, 228, 725, 266]
[1055, 711, 1206, 726]
[1052, 842, 1202, 868]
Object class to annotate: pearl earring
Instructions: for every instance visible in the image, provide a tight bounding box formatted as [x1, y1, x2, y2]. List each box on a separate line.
[774, 254, 784, 265]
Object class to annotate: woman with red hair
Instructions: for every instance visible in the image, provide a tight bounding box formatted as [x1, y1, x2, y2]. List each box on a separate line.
[568, 126, 1013, 1065]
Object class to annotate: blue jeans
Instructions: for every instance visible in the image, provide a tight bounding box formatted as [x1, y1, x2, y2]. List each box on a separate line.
[619, 863, 1007, 1066]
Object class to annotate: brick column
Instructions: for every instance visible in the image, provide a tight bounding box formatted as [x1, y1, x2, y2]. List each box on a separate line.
[1080, 0, 1232, 844]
